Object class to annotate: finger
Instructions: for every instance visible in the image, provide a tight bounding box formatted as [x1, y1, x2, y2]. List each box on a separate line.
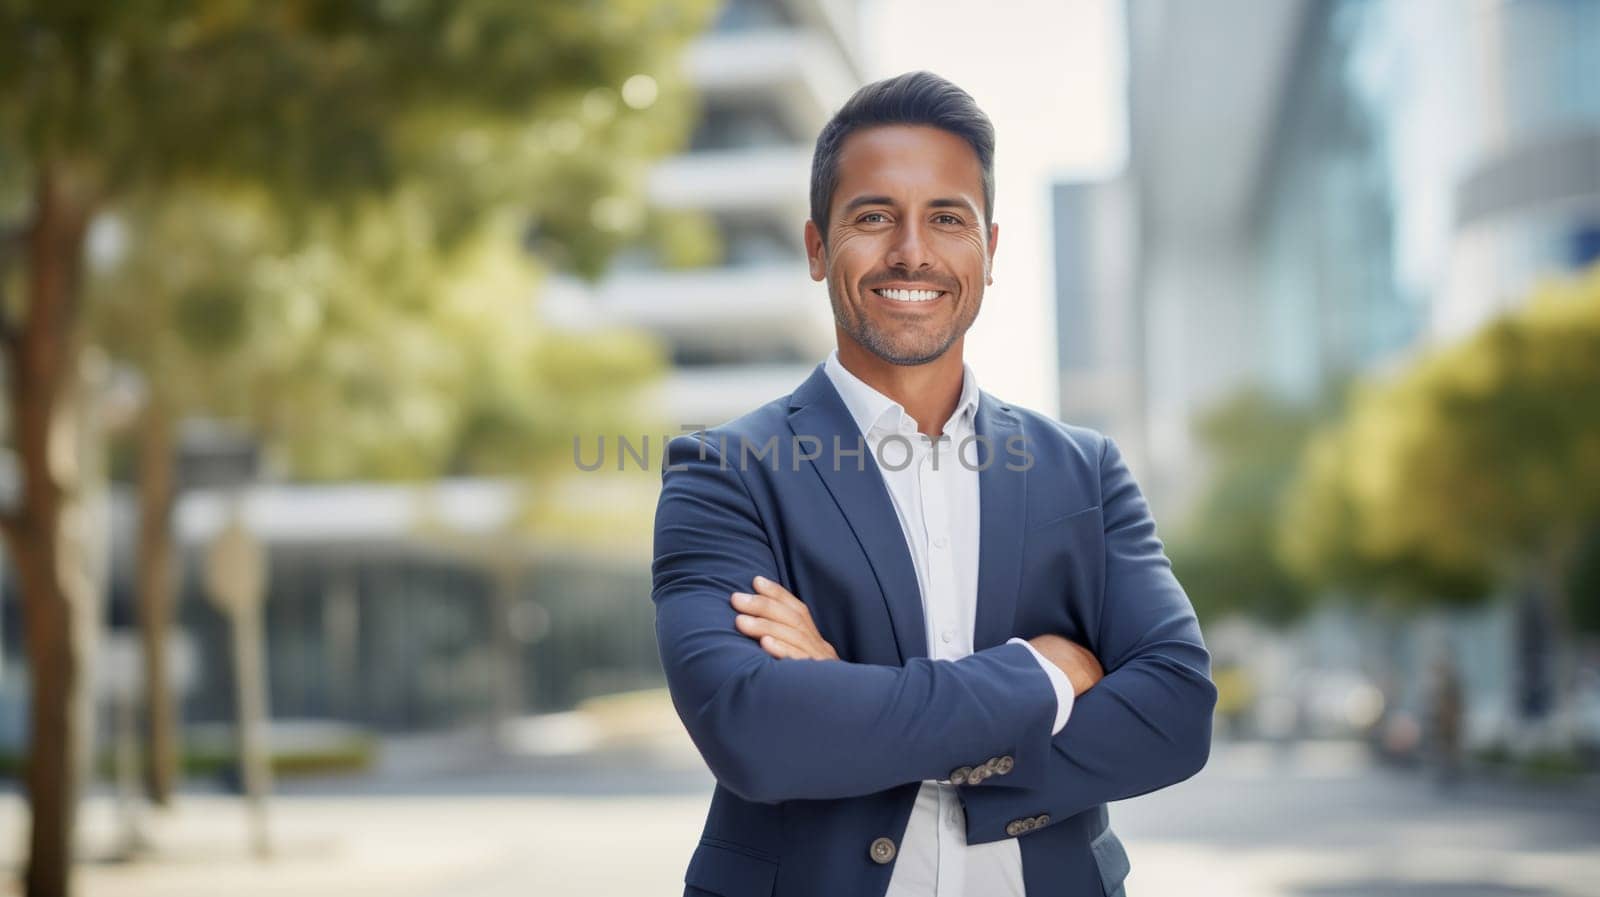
[764, 635, 830, 661]
[752, 576, 811, 618]
[731, 590, 806, 628]
[735, 614, 817, 653]
[758, 635, 811, 660]
[735, 615, 828, 660]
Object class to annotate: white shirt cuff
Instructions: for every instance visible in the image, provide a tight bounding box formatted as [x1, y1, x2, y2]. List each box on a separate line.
[1009, 637, 1075, 735]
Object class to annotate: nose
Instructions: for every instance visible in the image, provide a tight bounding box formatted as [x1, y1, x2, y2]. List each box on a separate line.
[885, 218, 932, 271]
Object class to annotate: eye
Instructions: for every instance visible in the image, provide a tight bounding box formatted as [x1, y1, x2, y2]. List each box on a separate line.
[933, 213, 962, 225]
[858, 211, 889, 224]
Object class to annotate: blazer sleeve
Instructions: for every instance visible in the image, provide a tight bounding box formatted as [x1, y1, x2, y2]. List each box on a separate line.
[957, 435, 1218, 843]
[652, 432, 1058, 804]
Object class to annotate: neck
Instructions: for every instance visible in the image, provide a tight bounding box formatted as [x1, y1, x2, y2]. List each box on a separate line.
[836, 334, 966, 438]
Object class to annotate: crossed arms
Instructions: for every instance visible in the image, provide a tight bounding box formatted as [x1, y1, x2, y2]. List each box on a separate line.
[650, 431, 1216, 843]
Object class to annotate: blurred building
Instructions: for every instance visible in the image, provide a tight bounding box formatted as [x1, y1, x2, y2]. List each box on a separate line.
[1116, 0, 1316, 513]
[1113, 0, 1600, 745]
[0, 476, 660, 749]
[1050, 177, 1147, 473]
[547, 0, 863, 429]
[1432, 0, 1600, 341]
[162, 481, 659, 731]
[1114, 0, 1599, 511]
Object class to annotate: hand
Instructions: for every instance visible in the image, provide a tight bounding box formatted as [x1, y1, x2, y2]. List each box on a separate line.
[730, 576, 839, 661]
[1027, 634, 1104, 696]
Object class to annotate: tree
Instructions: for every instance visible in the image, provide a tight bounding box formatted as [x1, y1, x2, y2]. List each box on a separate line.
[0, 2, 712, 892]
[91, 187, 667, 803]
[1278, 395, 1494, 606]
[1279, 264, 1600, 722]
[1167, 387, 1325, 625]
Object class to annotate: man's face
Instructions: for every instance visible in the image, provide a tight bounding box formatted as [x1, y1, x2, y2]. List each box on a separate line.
[805, 124, 998, 366]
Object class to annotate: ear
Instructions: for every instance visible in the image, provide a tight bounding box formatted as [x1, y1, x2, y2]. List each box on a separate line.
[985, 220, 1000, 284]
[803, 218, 827, 282]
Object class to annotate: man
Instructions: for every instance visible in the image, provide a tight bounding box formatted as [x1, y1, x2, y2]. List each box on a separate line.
[652, 71, 1215, 897]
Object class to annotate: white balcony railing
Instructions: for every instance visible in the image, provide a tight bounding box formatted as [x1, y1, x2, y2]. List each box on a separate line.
[652, 362, 824, 429]
[685, 27, 858, 123]
[543, 263, 836, 357]
[647, 145, 813, 215]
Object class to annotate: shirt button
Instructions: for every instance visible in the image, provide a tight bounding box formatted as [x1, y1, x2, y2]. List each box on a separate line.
[933, 535, 949, 549]
[941, 629, 954, 644]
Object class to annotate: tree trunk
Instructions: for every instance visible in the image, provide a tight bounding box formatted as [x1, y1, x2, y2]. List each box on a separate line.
[488, 554, 525, 749]
[135, 400, 181, 805]
[1512, 535, 1580, 746]
[1512, 578, 1556, 722]
[1535, 536, 1579, 743]
[0, 163, 96, 897]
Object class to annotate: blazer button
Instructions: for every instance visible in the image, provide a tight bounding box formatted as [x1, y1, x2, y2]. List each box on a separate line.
[1034, 813, 1050, 827]
[1005, 820, 1025, 837]
[869, 837, 897, 865]
[969, 765, 989, 784]
[950, 766, 973, 785]
[994, 755, 1014, 775]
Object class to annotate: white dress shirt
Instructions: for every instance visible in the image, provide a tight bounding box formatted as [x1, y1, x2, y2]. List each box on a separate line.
[822, 350, 1075, 897]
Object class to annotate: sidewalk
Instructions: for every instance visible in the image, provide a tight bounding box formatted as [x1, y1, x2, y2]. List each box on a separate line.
[2, 729, 1597, 897]
[0, 790, 711, 897]
[1, 692, 716, 897]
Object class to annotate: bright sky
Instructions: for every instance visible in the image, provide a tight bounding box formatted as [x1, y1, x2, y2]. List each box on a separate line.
[859, 0, 1127, 412]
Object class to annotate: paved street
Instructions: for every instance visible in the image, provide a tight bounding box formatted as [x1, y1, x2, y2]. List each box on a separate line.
[2, 738, 1597, 896]
[1111, 740, 1600, 897]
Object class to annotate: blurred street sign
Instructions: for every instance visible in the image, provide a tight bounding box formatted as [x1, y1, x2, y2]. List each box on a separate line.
[204, 515, 266, 614]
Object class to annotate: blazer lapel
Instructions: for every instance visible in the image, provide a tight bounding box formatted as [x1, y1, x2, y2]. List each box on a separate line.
[787, 365, 928, 662]
[973, 394, 1026, 651]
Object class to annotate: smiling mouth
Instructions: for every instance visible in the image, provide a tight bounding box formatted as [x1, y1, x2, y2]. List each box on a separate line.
[872, 287, 947, 303]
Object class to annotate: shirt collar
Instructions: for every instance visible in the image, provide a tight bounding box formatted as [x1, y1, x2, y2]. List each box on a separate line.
[822, 348, 981, 440]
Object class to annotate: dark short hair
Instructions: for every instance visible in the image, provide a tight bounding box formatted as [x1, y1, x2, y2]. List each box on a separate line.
[809, 71, 996, 244]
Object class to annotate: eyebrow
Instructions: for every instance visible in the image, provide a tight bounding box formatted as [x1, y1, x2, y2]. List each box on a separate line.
[841, 195, 980, 217]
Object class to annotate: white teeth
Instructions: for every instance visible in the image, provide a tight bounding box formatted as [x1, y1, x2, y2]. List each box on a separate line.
[875, 288, 943, 302]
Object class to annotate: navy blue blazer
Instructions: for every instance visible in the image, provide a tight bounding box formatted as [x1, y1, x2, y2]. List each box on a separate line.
[651, 363, 1216, 897]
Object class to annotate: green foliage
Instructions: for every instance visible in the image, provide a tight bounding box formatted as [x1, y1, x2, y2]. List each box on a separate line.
[1567, 520, 1600, 635]
[1169, 387, 1325, 624]
[43, 0, 719, 485]
[1279, 410, 1495, 606]
[89, 190, 667, 483]
[1279, 264, 1600, 618]
[0, 1, 713, 200]
[644, 207, 725, 270]
[3, 0, 721, 303]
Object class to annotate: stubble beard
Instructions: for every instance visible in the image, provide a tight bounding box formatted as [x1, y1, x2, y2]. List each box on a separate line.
[829, 278, 978, 367]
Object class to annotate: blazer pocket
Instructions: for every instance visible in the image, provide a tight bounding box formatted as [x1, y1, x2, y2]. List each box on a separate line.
[685, 838, 779, 897]
[1028, 503, 1101, 530]
[1090, 825, 1131, 897]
